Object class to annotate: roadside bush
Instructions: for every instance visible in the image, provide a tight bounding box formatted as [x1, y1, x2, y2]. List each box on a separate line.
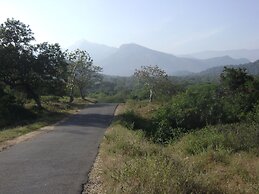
[220, 123, 259, 153]
[152, 107, 186, 143]
[117, 110, 150, 131]
[153, 82, 258, 135]
[177, 123, 259, 156]
[153, 84, 226, 131]
[0, 88, 36, 128]
[248, 102, 259, 123]
[179, 127, 226, 155]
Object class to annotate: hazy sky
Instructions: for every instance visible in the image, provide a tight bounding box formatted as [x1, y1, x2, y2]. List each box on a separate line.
[1, 0, 259, 54]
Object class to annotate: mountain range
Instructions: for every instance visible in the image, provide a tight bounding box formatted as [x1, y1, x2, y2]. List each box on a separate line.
[197, 60, 259, 78]
[183, 49, 259, 62]
[68, 40, 255, 76]
[68, 40, 117, 63]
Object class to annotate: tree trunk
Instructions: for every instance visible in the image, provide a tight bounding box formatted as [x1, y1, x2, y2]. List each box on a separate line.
[34, 95, 42, 109]
[149, 89, 153, 102]
[69, 71, 77, 103]
[79, 87, 85, 100]
[69, 86, 74, 103]
[25, 84, 42, 108]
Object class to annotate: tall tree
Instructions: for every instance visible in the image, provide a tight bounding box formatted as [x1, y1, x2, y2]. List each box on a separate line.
[0, 18, 68, 108]
[66, 49, 102, 102]
[134, 65, 170, 102]
[36, 42, 68, 96]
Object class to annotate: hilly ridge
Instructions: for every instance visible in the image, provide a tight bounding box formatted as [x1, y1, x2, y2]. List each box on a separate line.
[68, 40, 117, 63]
[69, 41, 250, 76]
[100, 44, 249, 76]
[185, 49, 259, 62]
[197, 60, 259, 78]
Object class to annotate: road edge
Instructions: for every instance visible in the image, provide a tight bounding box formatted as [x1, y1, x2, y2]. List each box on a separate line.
[82, 103, 122, 194]
[0, 108, 83, 152]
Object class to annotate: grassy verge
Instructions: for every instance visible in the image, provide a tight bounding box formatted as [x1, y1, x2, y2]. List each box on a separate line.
[92, 101, 259, 194]
[0, 96, 90, 144]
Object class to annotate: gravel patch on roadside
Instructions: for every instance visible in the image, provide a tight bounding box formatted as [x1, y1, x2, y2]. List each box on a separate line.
[83, 153, 105, 194]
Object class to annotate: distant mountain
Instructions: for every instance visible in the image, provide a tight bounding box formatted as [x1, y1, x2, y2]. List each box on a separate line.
[197, 60, 259, 78]
[68, 41, 250, 76]
[68, 40, 117, 65]
[202, 55, 249, 68]
[100, 44, 249, 76]
[184, 49, 259, 62]
[171, 71, 194, 76]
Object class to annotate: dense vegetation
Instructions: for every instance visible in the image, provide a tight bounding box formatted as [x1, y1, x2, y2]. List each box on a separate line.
[0, 18, 101, 128]
[98, 107, 258, 193]
[116, 67, 259, 142]
[90, 67, 259, 193]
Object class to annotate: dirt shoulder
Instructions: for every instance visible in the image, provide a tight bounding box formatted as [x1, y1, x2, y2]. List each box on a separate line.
[0, 109, 80, 152]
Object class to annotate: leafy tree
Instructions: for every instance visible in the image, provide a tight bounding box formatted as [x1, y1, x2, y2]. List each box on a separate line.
[0, 18, 68, 108]
[220, 67, 259, 112]
[36, 42, 68, 96]
[134, 65, 170, 102]
[66, 49, 102, 102]
[220, 67, 254, 93]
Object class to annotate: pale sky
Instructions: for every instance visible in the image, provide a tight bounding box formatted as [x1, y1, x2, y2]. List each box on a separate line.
[1, 0, 259, 54]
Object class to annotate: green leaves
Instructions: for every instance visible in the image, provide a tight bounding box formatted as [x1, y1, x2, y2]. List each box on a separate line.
[134, 65, 171, 102]
[0, 18, 35, 49]
[220, 67, 254, 92]
[0, 18, 69, 107]
[66, 49, 102, 101]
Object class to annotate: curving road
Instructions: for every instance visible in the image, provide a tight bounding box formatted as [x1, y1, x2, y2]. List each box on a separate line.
[0, 103, 117, 194]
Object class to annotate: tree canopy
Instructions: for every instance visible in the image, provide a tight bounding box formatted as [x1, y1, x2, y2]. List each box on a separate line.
[134, 65, 170, 102]
[0, 18, 68, 108]
[220, 67, 254, 93]
[66, 49, 102, 102]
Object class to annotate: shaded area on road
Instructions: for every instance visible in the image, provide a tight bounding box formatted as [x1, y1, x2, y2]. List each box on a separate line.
[0, 103, 117, 194]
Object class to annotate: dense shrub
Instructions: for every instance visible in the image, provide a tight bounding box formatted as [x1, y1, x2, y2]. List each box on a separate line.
[0, 87, 36, 128]
[154, 79, 258, 128]
[251, 102, 259, 122]
[178, 123, 259, 155]
[119, 68, 259, 144]
[117, 110, 150, 131]
[153, 84, 226, 130]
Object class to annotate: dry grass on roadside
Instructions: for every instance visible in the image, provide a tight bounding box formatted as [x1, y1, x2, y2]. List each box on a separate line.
[88, 102, 259, 194]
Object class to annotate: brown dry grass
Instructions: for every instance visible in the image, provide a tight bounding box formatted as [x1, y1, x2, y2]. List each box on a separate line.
[86, 101, 259, 194]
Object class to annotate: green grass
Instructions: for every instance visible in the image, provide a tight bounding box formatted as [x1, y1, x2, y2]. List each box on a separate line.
[96, 102, 259, 194]
[0, 96, 89, 144]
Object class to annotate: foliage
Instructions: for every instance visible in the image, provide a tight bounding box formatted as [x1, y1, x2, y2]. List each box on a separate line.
[0, 85, 36, 128]
[96, 105, 259, 194]
[220, 66, 254, 92]
[66, 49, 102, 102]
[36, 42, 68, 96]
[0, 18, 68, 108]
[150, 68, 259, 142]
[152, 84, 226, 135]
[119, 68, 259, 143]
[134, 65, 172, 102]
[220, 67, 259, 114]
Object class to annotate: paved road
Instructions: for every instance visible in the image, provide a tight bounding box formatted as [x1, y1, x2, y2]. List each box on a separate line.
[0, 103, 117, 194]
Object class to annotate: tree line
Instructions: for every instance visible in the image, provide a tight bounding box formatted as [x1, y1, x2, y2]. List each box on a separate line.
[0, 18, 102, 108]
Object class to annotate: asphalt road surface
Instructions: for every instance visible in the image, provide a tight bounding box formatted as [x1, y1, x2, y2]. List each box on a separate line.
[0, 103, 117, 194]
